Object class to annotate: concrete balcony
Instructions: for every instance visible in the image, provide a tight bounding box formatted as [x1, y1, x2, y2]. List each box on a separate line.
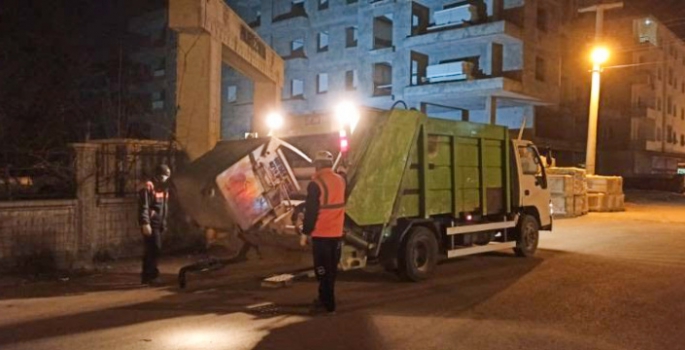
[403, 76, 530, 109]
[404, 20, 522, 49]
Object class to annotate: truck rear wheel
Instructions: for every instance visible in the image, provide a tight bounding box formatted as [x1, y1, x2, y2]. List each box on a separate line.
[514, 214, 539, 257]
[398, 226, 438, 282]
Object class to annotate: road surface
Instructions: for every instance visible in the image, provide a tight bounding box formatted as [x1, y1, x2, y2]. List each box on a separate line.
[1, 193, 684, 350]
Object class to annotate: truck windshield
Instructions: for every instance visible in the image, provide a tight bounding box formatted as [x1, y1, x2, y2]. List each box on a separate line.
[518, 146, 541, 176]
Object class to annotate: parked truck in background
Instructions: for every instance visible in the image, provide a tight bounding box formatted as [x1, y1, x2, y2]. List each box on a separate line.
[174, 108, 552, 282]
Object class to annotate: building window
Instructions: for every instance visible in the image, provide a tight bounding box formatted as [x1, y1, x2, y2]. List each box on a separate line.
[667, 125, 673, 143]
[410, 51, 428, 86]
[345, 26, 358, 48]
[537, 6, 548, 32]
[658, 68, 662, 80]
[658, 97, 662, 111]
[373, 62, 392, 96]
[319, 0, 329, 10]
[373, 14, 394, 49]
[657, 128, 662, 141]
[226, 85, 237, 103]
[153, 58, 166, 77]
[682, 108, 684, 120]
[290, 38, 305, 58]
[317, 73, 329, 94]
[151, 90, 165, 110]
[669, 68, 674, 85]
[667, 96, 672, 114]
[291, 79, 304, 98]
[317, 31, 329, 52]
[411, 2, 429, 36]
[248, 6, 261, 27]
[535, 57, 546, 82]
[346, 0, 358, 3]
[345, 70, 358, 90]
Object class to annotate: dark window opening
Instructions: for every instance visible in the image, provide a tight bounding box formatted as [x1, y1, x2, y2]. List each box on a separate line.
[411, 2, 429, 36]
[345, 70, 358, 90]
[373, 62, 392, 96]
[319, 0, 329, 10]
[345, 26, 358, 48]
[536, 57, 546, 82]
[537, 6, 548, 32]
[373, 14, 393, 49]
[410, 51, 428, 86]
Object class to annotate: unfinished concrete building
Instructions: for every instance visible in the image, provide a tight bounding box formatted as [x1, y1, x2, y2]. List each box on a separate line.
[224, 0, 565, 133]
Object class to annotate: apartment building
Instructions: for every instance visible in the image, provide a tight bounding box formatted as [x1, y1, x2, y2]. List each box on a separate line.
[126, 10, 178, 140]
[225, 0, 566, 134]
[562, 12, 685, 177]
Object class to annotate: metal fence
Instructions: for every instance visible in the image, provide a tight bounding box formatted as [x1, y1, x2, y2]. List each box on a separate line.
[94, 141, 176, 197]
[0, 150, 76, 201]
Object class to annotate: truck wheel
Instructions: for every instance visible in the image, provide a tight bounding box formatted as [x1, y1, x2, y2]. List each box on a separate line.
[514, 214, 539, 257]
[398, 226, 438, 282]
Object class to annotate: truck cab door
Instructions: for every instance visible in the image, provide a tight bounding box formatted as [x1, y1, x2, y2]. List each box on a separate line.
[514, 142, 552, 229]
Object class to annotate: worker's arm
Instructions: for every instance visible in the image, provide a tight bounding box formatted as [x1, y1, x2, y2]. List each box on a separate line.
[302, 181, 320, 236]
[138, 183, 152, 235]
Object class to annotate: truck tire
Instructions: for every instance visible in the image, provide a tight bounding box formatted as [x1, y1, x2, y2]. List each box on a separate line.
[398, 226, 438, 282]
[514, 214, 539, 257]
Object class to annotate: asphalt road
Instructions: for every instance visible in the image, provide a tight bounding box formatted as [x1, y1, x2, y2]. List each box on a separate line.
[1, 195, 684, 350]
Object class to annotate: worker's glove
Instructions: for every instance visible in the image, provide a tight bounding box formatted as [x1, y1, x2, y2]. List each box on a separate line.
[141, 224, 152, 236]
[299, 234, 309, 247]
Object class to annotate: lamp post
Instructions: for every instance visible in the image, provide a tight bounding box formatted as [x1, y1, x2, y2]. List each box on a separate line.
[585, 47, 610, 175]
[579, 2, 623, 175]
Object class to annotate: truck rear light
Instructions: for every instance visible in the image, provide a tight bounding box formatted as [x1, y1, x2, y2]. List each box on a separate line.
[340, 138, 349, 153]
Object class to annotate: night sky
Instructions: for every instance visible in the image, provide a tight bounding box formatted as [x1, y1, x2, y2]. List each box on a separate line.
[1, 0, 684, 153]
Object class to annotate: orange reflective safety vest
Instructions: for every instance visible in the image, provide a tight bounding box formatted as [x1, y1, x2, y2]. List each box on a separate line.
[311, 168, 346, 238]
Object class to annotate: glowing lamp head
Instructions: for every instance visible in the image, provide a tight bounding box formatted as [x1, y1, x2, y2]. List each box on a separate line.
[466, 214, 473, 221]
[590, 47, 610, 65]
[335, 101, 360, 133]
[266, 112, 284, 131]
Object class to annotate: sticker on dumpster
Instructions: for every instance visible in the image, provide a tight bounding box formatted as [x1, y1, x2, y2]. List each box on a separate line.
[216, 156, 271, 230]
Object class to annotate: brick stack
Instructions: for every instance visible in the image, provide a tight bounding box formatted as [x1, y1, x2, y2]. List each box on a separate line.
[587, 176, 625, 212]
[547, 167, 588, 218]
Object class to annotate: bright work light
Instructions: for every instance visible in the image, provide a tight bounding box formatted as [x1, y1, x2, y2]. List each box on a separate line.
[335, 101, 360, 134]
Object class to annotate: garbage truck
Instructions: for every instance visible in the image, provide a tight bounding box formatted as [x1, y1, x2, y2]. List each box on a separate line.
[173, 108, 552, 283]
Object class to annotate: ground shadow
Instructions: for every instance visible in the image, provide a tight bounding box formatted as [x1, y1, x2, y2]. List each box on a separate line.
[0, 248, 552, 348]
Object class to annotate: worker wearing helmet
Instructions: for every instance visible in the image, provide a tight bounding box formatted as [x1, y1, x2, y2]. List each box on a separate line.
[138, 164, 171, 285]
[302, 150, 346, 315]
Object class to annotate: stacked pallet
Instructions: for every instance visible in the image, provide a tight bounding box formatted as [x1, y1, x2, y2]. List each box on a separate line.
[547, 167, 588, 217]
[587, 176, 625, 212]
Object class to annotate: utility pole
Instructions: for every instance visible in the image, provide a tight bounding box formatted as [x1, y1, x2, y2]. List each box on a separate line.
[578, 2, 623, 175]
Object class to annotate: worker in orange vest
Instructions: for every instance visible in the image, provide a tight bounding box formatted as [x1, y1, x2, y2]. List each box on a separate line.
[301, 151, 346, 315]
[138, 164, 171, 285]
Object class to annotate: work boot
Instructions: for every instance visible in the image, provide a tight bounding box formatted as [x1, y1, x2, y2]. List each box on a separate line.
[142, 277, 164, 286]
[309, 298, 325, 314]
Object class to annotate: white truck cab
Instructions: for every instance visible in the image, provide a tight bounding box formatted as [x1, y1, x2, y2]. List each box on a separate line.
[512, 139, 552, 231]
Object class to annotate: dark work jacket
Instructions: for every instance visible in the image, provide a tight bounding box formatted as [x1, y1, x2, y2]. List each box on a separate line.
[138, 179, 169, 230]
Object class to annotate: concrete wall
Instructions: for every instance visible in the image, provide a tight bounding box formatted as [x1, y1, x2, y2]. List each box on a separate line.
[0, 200, 78, 270]
[0, 141, 198, 272]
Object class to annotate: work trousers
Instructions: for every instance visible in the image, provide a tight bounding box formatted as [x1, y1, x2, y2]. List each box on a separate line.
[141, 227, 162, 283]
[312, 237, 342, 312]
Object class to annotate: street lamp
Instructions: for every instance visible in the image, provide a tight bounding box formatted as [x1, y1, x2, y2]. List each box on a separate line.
[585, 46, 610, 175]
